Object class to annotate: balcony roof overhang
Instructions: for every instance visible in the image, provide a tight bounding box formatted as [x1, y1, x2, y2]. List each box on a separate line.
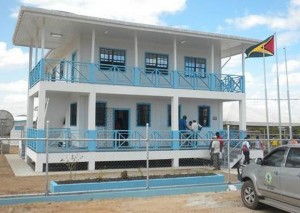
[13, 6, 260, 58]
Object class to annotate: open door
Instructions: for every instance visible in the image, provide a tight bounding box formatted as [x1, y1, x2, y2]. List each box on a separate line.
[114, 109, 129, 147]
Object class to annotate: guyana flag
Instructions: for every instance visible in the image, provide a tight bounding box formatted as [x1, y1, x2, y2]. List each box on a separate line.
[245, 35, 275, 58]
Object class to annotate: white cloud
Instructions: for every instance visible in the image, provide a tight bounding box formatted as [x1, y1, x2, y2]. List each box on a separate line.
[0, 42, 28, 71]
[0, 81, 28, 116]
[3, 94, 27, 104]
[271, 57, 300, 87]
[225, 0, 300, 31]
[222, 55, 242, 72]
[20, 0, 187, 25]
[0, 80, 28, 93]
[0, 93, 27, 116]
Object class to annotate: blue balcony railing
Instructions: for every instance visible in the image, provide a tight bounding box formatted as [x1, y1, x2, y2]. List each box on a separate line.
[26, 128, 249, 153]
[29, 58, 245, 93]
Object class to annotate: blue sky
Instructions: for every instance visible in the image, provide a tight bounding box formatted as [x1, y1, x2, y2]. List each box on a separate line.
[0, 0, 299, 124]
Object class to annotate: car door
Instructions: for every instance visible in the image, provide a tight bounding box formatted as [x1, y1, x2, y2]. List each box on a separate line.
[255, 147, 287, 200]
[279, 147, 300, 207]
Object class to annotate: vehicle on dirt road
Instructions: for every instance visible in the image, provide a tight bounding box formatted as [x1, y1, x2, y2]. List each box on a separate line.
[238, 144, 300, 212]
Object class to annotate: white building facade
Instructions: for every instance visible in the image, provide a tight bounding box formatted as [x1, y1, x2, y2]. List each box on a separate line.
[13, 7, 259, 172]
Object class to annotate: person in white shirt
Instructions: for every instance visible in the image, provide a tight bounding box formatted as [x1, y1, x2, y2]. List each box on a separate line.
[210, 136, 221, 170]
[191, 120, 202, 132]
[242, 135, 251, 165]
[190, 120, 202, 146]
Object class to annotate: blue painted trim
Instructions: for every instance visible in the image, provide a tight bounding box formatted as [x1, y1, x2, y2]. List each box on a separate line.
[209, 73, 215, 91]
[90, 63, 95, 83]
[0, 182, 242, 206]
[29, 59, 244, 93]
[173, 71, 178, 88]
[241, 76, 245, 93]
[36, 129, 46, 153]
[50, 174, 224, 193]
[134, 67, 140, 85]
[172, 131, 180, 149]
[71, 51, 77, 83]
[87, 130, 97, 151]
[40, 59, 44, 81]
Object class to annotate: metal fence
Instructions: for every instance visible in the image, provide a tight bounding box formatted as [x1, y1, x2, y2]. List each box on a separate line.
[0, 125, 298, 198]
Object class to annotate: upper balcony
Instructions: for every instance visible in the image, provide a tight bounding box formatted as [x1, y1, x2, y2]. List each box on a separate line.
[30, 59, 245, 93]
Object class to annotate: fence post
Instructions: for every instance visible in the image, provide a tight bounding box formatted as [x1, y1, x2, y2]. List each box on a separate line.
[146, 123, 149, 190]
[45, 120, 49, 195]
[227, 125, 231, 183]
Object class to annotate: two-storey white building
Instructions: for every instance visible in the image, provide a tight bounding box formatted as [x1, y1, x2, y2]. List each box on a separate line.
[13, 7, 259, 172]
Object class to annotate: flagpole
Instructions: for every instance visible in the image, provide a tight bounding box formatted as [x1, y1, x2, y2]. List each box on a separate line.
[262, 45, 270, 151]
[284, 47, 292, 139]
[275, 33, 282, 141]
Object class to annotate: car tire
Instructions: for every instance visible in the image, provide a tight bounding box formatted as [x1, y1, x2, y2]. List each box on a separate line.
[241, 180, 262, 209]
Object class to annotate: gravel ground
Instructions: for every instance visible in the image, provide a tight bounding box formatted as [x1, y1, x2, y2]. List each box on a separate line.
[0, 148, 286, 213]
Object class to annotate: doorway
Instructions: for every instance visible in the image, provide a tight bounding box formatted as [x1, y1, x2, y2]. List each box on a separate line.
[114, 109, 129, 147]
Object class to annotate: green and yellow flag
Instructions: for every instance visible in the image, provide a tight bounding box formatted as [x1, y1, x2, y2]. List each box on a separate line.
[245, 35, 275, 58]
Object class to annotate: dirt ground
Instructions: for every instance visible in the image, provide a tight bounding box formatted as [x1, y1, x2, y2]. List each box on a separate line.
[0, 147, 285, 213]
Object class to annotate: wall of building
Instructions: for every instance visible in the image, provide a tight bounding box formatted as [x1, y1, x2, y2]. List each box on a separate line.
[45, 91, 221, 132]
[77, 34, 221, 73]
[45, 93, 71, 129]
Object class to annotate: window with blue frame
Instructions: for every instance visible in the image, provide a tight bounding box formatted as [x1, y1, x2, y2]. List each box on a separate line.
[167, 105, 181, 127]
[70, 103, 77, 126]
[185, 57, 206, 77]
[145, 53, 168, 75]
[137, 104, 150, 126]
[96, 102, 106, 127]
[59, 60, 64, 79]
[100, 48, 126, 71]
[198, 106, 210, 127]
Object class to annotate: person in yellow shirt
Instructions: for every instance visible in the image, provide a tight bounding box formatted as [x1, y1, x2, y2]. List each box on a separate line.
[271, 137, 281, 148]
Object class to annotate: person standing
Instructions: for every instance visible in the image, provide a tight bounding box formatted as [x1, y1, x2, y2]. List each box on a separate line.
[242, 135, 251, 165]
[290, 135, 299, 144]
[210, 136, 221, 170]
[179, 115, 188, 131]
[216, 132, 224, 152]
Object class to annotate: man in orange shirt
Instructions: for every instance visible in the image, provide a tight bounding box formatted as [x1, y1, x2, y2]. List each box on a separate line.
[290, 135, 299, 144]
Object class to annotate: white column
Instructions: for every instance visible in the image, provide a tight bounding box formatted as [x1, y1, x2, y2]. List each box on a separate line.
[134, 33, 138, 67]
[40, 18, 45, 58]
[239, 99, 246, 130]
[218, 101, 223, 129]
[172, 158, 179, 167]
[88, 161, 95, 171]
[171, 96, 179, 130]
[27, 97, 34, 128]
[242, 47, 245, 76]
[37, 88, 46, 129]
[173, 38, 177, 70]
[91, 29, 95, 63]
[35, 39, 38, 65]
[88, 92, 96, 130]
[211, 42, 214, 73]
[27, 44, 34, 128]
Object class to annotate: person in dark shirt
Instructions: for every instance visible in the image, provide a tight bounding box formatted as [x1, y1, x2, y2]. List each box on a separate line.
[179, 115, 188, 130]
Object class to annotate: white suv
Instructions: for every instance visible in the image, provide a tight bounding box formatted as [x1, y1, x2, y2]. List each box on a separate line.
[238, 144, 300, 212]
